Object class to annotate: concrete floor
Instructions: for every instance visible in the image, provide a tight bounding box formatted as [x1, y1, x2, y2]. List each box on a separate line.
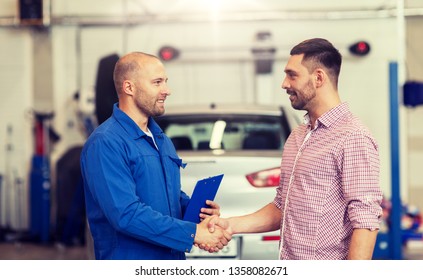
[0, 242, 90, 260]
[0, 240, 422, 260]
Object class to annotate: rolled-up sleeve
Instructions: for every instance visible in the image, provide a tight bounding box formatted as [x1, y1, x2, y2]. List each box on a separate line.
[342, 131, 383, 230]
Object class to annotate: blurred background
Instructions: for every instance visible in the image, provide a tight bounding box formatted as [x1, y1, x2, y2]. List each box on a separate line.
[0, 0, 422, 260]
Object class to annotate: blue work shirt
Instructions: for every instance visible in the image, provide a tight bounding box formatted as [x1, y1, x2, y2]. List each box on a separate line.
[80, 103, 196, 259]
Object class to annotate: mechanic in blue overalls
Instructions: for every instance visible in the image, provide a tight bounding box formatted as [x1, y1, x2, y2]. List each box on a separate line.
[81, 52, 231, 259]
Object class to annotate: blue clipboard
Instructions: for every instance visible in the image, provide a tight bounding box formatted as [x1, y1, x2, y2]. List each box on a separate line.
[183, 174, 224, 223]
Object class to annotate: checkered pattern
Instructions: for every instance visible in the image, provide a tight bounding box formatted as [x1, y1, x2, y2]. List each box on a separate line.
[273, 102, 383, 260]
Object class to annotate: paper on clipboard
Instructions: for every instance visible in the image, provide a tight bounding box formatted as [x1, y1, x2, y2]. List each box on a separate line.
[183, 174, 224, 223]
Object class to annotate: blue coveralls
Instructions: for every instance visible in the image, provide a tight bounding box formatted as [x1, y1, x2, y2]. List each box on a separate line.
[81, 103, 196, 259]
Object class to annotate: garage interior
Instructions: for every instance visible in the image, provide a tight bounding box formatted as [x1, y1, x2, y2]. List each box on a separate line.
[1, 0, 423, 260]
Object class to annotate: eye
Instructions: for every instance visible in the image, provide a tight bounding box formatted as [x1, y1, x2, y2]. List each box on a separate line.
[289, 72, 297, 79]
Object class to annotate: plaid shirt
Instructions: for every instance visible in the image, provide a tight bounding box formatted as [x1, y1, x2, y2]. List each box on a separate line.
[274, 102, 383, 260]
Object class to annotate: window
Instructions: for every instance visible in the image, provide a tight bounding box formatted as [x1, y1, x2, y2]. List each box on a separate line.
[156, 114, 288, 151]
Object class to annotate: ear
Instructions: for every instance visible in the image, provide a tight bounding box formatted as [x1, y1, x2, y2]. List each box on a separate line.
[122, 80, 135, 96]
[314, 69, 325, 88]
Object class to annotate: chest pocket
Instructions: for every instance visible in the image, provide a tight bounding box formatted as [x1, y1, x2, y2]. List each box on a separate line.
[163, 155, 186, 190]
[169, 156, 187, 169]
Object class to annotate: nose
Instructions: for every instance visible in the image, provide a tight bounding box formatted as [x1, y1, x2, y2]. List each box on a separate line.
[162, 83, 171, 96]
[281, 77, 289, 90]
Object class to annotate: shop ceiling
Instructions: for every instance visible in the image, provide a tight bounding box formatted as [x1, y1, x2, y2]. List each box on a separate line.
[1, 0, 423, 27]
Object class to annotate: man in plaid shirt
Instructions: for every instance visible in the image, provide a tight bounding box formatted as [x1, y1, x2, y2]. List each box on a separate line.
[208, 38, 383, 260]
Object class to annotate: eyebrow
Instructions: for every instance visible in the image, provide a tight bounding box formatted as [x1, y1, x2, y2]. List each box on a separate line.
[152, 77, 168, 82]
[284, 69, 296, 75]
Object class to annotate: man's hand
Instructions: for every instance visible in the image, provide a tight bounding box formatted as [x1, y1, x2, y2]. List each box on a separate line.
[194, 215, 232, 253]
[195, 216, 234, 252]
[207, 216, 233, 235]
[199, 200, 220, 221]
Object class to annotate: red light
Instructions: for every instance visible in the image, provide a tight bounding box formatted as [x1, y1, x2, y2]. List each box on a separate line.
[158, 46, 179, 61]
[349, 41, 370, 56]
[161, 49, 173, 60]
[357, 42, 367, 52]
[262, 236, 280, 241]
[246, 167, 280, 188]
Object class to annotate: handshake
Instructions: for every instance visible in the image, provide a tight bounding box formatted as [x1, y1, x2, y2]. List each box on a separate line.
[194, 215, 232, 253]
[192, 201, 233, 253]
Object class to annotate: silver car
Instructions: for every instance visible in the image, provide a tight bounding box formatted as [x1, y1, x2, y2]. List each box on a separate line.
[154, 103, 300, 259]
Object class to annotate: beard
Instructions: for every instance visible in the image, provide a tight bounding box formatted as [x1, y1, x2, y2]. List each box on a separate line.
[141, 102, 165, 118]
[287, 79, 316, 111]
[134, 93, 165, 118]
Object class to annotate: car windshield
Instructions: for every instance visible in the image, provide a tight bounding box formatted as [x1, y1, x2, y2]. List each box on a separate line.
[155, 114, 289, 151]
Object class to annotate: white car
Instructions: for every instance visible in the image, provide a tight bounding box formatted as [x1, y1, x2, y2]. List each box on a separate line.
[154, 103, 300, 259]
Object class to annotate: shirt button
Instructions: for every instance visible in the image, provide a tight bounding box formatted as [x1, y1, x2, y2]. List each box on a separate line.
[190, 234, 195, 238]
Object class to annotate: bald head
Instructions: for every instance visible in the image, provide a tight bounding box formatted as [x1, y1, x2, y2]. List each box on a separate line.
[113, 52, 160, 95]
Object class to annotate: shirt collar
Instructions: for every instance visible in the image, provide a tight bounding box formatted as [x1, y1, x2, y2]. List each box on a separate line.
[112, 103, 164, 139]
[303, 102, 350, 129]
